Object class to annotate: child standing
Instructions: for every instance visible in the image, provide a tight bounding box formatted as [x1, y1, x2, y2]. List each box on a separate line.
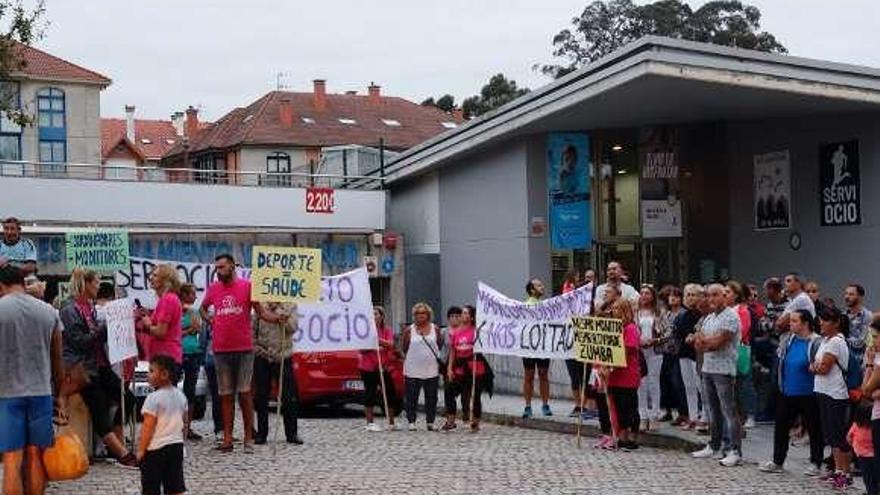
[138, 355, 188, 495]
[848, 401, 878, 495]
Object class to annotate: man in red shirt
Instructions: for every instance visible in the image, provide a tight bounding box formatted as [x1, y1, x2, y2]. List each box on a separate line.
[200, 254, 288, 453]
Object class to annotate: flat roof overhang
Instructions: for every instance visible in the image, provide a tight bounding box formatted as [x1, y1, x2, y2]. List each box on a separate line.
[387, 37, 880, 183]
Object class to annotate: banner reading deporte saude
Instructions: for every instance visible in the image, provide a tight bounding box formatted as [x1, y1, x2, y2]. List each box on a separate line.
[572, 316, 625, 367]
[474, 282, 592, 359]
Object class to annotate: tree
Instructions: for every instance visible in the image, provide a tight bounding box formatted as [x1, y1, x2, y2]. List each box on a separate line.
[539, 0, 786, 78]
[420, 94, 456, 113]
[0, 0, 46, 126]
[461, 73, 530, 119]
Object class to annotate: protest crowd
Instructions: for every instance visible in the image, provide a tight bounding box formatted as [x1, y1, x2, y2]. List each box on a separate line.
[3, 213, 880, 494]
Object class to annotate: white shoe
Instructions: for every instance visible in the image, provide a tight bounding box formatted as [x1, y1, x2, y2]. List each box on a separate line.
[691, 445, 718, 459]
[759, 461, 783, 473]
[803, 464, 822, 477]
[388, 423, 400, 431]
[719, 451, 742, 467]
[365, 423, 383, 432]
[408, 423, 418, 432]
[744, 417, 756, 429]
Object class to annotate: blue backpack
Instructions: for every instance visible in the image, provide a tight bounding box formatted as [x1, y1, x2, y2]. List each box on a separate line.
[834, 345, 864, 401]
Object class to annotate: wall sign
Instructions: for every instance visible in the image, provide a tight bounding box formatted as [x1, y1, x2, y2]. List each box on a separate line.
[819, 140, 861, 226]
[753, 150, 791, 231]
[641, 199, 683, 238]
[306, 187, 335, 214]
[547, 133, 591, 250]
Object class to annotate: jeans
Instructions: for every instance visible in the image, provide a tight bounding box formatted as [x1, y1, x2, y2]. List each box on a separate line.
[638, 349, 663, 421]
[253, 354, 298, 441]
[679, 358, 704, 421]
[405, 377, 439, 425]
[181, 354, 202, 406]
[703, 373, 741, 454]
[660, 355, 686, 415]
[736, 369, 757, 418]
[772, 394, 823, 467]
[204, 352, 230, 434]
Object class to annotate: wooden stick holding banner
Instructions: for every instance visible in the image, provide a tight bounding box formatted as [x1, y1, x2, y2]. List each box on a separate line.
[375, 342, 393, 430]
[468, 321, 485, 428]
[575, 362, 589, 448]
[571, 316, 626, 449]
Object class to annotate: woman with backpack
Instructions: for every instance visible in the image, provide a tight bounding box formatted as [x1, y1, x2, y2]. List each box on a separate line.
[759, 309, 824, 475]
[402, 302, 443, 431]
[811, 305, 854, 489]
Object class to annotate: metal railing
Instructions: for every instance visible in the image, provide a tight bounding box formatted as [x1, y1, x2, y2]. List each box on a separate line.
[0, 159, 386, 190]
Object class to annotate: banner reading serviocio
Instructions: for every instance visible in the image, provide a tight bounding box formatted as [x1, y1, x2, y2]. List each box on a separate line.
[115, 257, 251, 309]
[572, 316, 625, 368]
[251, 246, 322, 303]
[294, 267, 378, 352]
[474, 282, 593, 359]
[66, 229, 130, 273]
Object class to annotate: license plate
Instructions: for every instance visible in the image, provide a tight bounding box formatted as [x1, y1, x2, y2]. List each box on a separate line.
[343, 380, 364, 391]
[133, 384, 154, 397]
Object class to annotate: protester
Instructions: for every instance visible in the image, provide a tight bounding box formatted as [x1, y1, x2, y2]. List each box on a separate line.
[362, 306, 400, 432]
[758, 309, 824, 475]
[200, 253, 289, 454]
[140, 264, 183, 366]
[776, 273, 816, 333]
[563, 277, 593, 419]
[811, 305, 853, 489]
[522, 278, 552, 418]
[178, 284, 203, 441]
[442, 306, 463, 426]
[847, 401, 878, 495]
[861, 319, 880, 495]
[60, 267, 137, 467]
[202, 317, 229, 442]
[402, 302, 442, 431]
[0, 217, 37, 276]
[253, 302, 302, 445]
[442, 305, 486, 432]
[595, 299, 642, 451]
[658, 285, 687, 425]
[691, 284, 743, 467]
[806, 281, 821, 305]
[593, 261, 639, 312]
[637, 285, 666, 431]
[754, 277, 787, 422]
[561, 269, 580, 294]
[674, 284, 705, 430]
[137, 355, 188, 495]
[583, 269, 596, 287]
[0, 265, 64, 495]
[726, 280, 757, 429]
[844, 284, 871, 367]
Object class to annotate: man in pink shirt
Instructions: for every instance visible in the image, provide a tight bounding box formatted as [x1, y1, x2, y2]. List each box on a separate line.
[200, 254, 288, 453]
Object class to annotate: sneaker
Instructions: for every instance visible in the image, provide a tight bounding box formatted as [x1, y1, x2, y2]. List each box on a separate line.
[186, 430, 203, 441]
[116, 453, 139, 469]
[522, 406, 533, 419]
[568, 407, 582, 418]
[286, 436, 304, 445]
[744, 416, 756, 429]
[440, 420, 457, 432]
[427, 425, 435, 432]
[541, 404, 552, 416]
[242, 443, 255, 455]
[365, 423, 383, 432]
[691, 445, 718, 459]
[581, 409, 598, 421]
[831, 472, 853, 490]
[759, 461, 784, 473]
[389, 423, 400, 431]
[619, 440, 639, 451]
[803, 464, 822, 477]
[593, 435, 613, 449]
[713, 450, 726, 460]
[408, 423, 418, 432]
[254, 436, 268, 445]
[719, 451, 742, 467]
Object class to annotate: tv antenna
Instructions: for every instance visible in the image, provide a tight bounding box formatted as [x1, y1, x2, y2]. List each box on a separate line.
[275, 71, 291, 91]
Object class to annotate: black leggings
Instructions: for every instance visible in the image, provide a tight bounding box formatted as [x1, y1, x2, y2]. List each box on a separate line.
[80, 366, 134, 437]
[597, 387, 640, 434]
[405, 377, 439, 425]
[362, 370, 401, 414]
[773, 394, 824, 467]
[444, 375, 483, 420]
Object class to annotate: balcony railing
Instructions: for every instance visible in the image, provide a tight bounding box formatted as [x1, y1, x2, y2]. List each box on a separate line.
[0, 159, 385, 190]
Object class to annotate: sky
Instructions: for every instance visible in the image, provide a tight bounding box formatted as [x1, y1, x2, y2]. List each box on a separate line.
[33, 0, 880, 121]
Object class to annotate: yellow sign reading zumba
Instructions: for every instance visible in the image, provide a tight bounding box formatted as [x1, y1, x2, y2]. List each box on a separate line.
[251, 246, 322, 303]
[572, 316, 626, 368]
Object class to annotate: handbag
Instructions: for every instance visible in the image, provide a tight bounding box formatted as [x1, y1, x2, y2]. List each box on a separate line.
[737, 343, 751, 375]
[416, 325, 446, 371]
[43, 429, 89, 481]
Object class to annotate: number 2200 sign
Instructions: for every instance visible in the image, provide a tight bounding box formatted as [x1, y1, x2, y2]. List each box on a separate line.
[306, 187, 334, 214]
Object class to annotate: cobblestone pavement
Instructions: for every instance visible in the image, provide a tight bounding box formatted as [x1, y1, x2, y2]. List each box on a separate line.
[41, 413, 842, 495]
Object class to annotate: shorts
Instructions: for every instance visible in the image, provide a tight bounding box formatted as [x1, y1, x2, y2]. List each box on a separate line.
[214, 351, 255, 395]
[565, 359, 586, 390]
[140, 443, 186, 495]
[817, 393, 851, 451]
[0, 395, 54, 453]
[522, 358, 550, 372]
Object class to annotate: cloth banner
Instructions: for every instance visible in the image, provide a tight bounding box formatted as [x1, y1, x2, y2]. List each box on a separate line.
[294, 267, 378, 352]
[105, 298, 138, 364]
[475, 282, 592, 359]
[572, 316, 625, 367]
[115, 257, 250, 309]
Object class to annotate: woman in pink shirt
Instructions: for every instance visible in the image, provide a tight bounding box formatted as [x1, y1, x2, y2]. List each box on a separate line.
[725, 280, 757, 428]
[359, 306, 401, 431]
[140, 265, 183, 371]
[596, 298, 642, 451]
[441, 305, 486, 433]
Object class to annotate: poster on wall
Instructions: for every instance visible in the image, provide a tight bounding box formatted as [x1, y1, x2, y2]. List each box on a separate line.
[753, 150, 792, 231]
[641, 199, 683, 238]
[547, 133, 591, 250]
[819, 140, 861, 226]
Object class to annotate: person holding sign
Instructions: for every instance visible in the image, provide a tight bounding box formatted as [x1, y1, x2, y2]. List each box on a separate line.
[139, 265, 183, 369]
[402, 303, 442, 431]
[360, 306, 400, 432]
[253, 302, 302, 445]
[200, 254, 289, 454]
[442, 305, 486, 433]
[60, 267, 138, 467]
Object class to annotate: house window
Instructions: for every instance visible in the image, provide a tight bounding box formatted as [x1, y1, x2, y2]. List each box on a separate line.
[37, 87, 66, 176]
[0, 81, 21, 175]
[264, 152, 291, 187]
[192, 154, 226, 184]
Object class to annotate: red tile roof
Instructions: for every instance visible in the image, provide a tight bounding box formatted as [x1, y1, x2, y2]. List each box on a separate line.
[165, 90, 464, 158]
[13, 43, 110, 86]
[101, 118, 180, 161]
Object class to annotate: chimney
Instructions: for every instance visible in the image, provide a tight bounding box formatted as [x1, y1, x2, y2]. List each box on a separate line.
[124, 105, 136, 143]
[368, 82, 381, 105]
[313, 79, 326, 111]
[185, 106, 199, 138]
[279, 97, 293, 127]
[171, 111, 185, 137]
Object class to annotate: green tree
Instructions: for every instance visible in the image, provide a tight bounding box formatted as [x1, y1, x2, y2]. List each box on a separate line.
[461, 73, 530, 119]
[420, 94, 456, 113]
[539, 0, 786, 78]
[0, 0, 46, 126]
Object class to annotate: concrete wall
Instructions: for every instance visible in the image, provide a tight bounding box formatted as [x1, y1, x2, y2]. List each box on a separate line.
[20, 81, 102, 165]
[727, 111, 880, 307]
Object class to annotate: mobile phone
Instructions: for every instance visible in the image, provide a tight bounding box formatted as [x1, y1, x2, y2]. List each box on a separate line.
[134, 298, 143, 309]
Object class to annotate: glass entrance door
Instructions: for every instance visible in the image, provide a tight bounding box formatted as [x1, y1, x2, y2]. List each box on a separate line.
[642, 240, 682, 288]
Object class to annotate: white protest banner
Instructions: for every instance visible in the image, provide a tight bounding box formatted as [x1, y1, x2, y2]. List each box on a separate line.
[105, 298, 138, 364]
[475, 282, 592, 359]
[294, 267, 377, 353]
[115, 257, 250, 308]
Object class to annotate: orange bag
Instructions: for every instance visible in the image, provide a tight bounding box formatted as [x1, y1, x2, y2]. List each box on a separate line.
[42, 431, 89, 481]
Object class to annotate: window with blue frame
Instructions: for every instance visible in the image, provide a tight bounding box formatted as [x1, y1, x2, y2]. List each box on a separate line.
[0, 82, 21, 173]
[37, 87, 66, 174]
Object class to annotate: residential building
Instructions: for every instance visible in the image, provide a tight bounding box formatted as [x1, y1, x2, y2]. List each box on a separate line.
[101, 106, 180, 179]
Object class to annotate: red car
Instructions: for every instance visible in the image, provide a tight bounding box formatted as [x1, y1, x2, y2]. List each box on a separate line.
[290, 350, 405, 410]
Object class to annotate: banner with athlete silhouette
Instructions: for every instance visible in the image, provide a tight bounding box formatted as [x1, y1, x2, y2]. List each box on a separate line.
[819, 140, 861, 226]
[753, 150, 791, 231]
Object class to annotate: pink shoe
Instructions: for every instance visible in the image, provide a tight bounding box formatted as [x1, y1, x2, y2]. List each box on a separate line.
[593, 435, 612, 449]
